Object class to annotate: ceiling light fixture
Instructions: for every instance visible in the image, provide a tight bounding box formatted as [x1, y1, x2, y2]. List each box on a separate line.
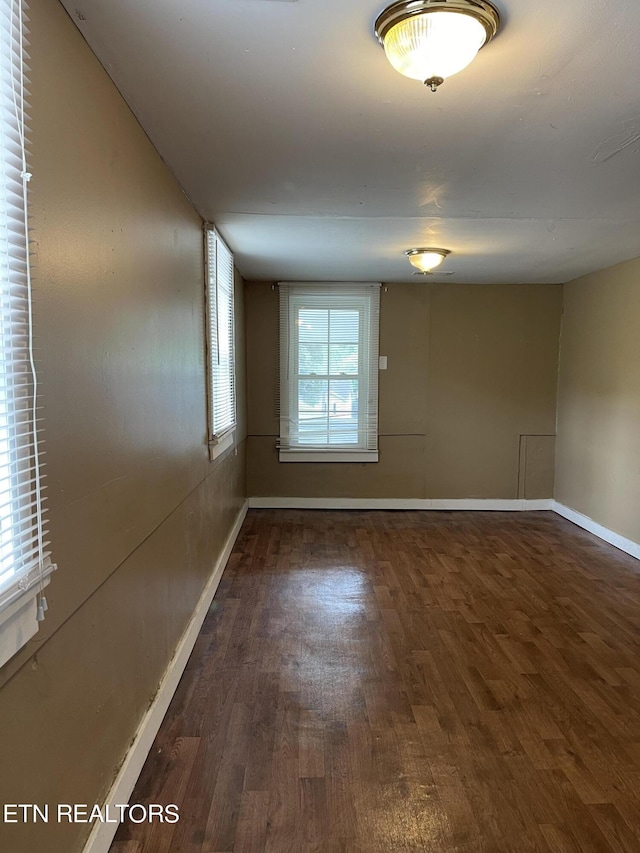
[375, 0, 500, 92]
[405, 247, 451, 272]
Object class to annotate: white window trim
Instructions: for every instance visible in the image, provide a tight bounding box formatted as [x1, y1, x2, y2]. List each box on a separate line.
[279, 449, 379, 463]
[0, 567, 54, 669]
[278, 282, 381, 463]
[204, 226, 237, 462]
[208, 427, 235, 462]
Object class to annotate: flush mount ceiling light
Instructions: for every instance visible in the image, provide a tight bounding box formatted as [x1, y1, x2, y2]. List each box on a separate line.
[405, 247, 451, 272]
[375, 0, 500, 91]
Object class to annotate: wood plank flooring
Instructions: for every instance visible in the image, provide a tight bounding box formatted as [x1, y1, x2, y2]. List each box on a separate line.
[110, 510, 640, 852]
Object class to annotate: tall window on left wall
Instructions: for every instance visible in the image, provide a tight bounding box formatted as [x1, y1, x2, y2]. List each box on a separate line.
[0, 0, 56, 668]
[205, 226, 236, 461]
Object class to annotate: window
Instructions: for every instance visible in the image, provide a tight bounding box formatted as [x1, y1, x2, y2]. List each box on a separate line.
[205, 226, 236, 460]
[0, 0, 55, 668]
[278, 283, 380, 462]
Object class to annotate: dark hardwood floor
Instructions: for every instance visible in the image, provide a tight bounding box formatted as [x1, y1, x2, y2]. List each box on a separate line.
[110, 509, 640, 852]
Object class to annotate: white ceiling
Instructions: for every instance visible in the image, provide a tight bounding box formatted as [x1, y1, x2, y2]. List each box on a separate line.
[62, 0, 640, 283]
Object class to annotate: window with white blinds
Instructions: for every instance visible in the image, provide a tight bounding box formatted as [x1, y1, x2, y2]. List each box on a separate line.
[0, 0, 55, 668]
[205, 227, 236, 459]
[278, 283, 380, 462]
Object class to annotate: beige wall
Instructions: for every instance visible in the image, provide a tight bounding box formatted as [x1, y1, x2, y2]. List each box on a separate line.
[0, 1, 246, 851]
[246, 281, 562, 500]
[556, 257, 640, 543]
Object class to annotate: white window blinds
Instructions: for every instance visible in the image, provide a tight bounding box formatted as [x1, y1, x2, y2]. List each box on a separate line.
[278, 283, 380, 462]
[0, 0, 55, 668]
[205, 227, 236, 450]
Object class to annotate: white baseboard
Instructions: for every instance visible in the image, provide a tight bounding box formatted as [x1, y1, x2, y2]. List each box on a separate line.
[552, 501, 640, 561]
[248, 497, 554, 511]
[248, 498, 638, 561]
[83, 499, 249, 853]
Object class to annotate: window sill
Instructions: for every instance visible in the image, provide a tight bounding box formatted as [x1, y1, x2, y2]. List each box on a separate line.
[0, 562, 56, 669]
[279, 449, 379, 463]
[209, 429, 235, 462]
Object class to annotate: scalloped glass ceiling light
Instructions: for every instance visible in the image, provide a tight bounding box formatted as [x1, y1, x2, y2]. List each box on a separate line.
[375, 0, 501, 91]
[405, 248, 450, 272]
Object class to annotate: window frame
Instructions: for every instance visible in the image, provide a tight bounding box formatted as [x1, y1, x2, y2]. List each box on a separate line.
[0, 0, 56, 669]
[204, 225, 236, 462]
[278, 283, 381, 463]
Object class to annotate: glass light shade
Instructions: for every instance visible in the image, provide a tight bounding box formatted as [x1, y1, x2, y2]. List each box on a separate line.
[383, 11, 488, 82]
[406, 250, 447, 272]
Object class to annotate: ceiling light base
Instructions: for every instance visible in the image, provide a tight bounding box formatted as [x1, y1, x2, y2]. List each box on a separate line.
[412, 270, 455, 276]
[425, 76, 444, 92]
[375, 0, 501, 46]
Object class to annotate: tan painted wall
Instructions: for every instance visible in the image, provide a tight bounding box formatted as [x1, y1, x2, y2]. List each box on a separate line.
[0, 1, 246, 851]
[246, 281, 562, 500]
[556, 258, 640, 544]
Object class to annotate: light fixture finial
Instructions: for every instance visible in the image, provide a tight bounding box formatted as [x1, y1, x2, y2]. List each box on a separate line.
[425, 76, 444, 92]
